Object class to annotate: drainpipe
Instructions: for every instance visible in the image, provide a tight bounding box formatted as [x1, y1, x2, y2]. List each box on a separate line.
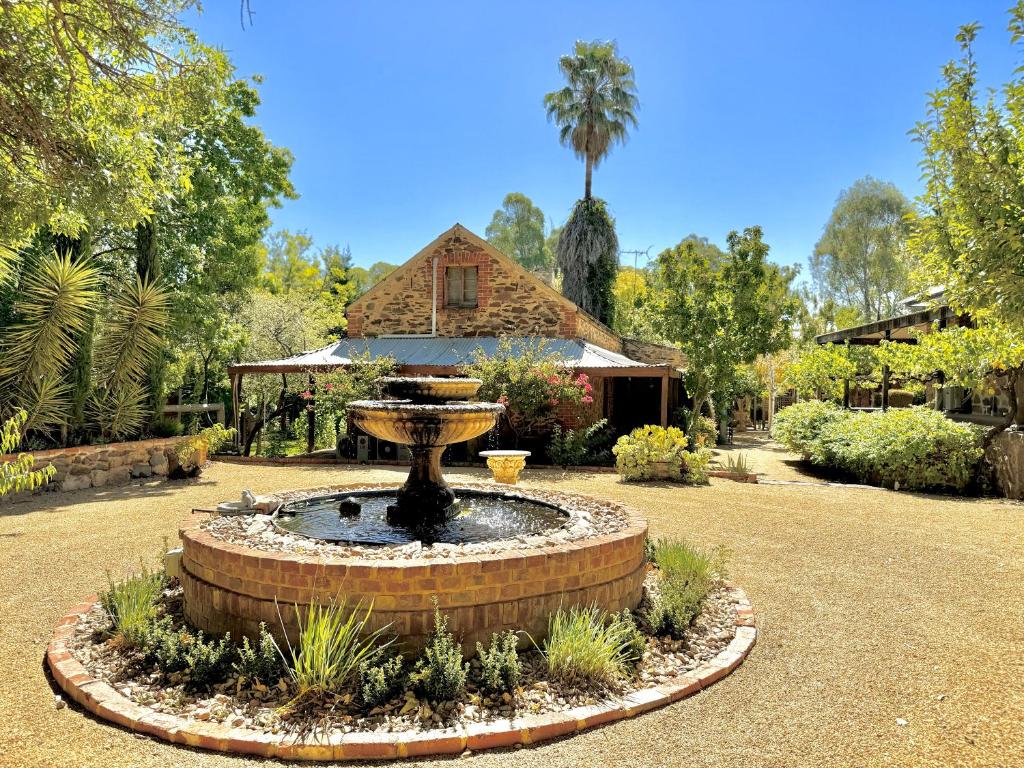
[381, 255, 439, 339]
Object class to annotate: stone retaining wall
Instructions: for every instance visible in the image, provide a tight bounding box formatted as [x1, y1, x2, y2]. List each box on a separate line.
[1, 438, 183, 497]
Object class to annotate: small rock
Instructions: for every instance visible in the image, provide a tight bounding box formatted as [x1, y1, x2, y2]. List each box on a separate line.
[231, 715, 245, 727]
[896, 718, 909, 727]
[54, 695, 65, 710]
[194, 708, 212, 721]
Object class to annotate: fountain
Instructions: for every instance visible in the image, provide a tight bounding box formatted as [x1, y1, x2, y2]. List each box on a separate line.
[348, 377, 503, 526]
[176, 375, 649, 652]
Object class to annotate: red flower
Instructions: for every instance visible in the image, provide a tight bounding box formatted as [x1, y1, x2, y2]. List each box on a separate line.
[300, 390, 313, 400]
[497, 395, 509, 405]
[581, 395, 594, 404]
[325, 382, 334, 391]
[584, 383, 593, 393]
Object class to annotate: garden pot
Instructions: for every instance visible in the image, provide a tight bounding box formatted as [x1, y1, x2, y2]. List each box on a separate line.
[649, 459, 679, 480]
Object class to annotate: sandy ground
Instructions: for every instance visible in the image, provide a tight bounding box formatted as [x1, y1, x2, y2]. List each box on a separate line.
[1, 437, 1022, 768]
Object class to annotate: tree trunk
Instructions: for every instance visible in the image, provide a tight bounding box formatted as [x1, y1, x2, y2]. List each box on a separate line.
[983, 368, 1023, 447]
[584, 152, 593, 201]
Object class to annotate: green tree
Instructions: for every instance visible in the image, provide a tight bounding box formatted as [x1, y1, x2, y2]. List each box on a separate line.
[557, 198, 619, 324]
[485, 193, 552, 272]
[348, 262, 399, 297]
[811, 177, 913, 322]
[653, 227, 798, 437]
[544, 40, 638, 201]
[782, 344, 859, 401]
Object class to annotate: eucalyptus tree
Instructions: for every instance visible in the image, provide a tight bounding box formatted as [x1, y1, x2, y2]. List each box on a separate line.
[485, 193, 552, 273]
[811, 177, 913, 322]
[544, 40, 638, 324]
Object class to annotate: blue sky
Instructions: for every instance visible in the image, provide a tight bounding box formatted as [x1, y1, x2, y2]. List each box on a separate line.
[186, 1, 1020, 277]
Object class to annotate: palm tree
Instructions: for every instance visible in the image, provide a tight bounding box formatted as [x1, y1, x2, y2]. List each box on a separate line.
[544, 41, 638, 200]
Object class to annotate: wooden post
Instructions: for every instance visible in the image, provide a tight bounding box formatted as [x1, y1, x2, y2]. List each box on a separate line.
[843, 379, 851, 409]
[230, 373, 242, 447]
[306, 375, 316, 454]
[660, 372, 670, 427]
[881, 365, 890, 410]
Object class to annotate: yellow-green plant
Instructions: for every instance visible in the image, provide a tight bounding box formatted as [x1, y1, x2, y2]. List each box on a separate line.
[542, 605, 641, 687]
[100, 565, 164, 649]
[176, 424, 236, 468]
[282, 600, 391, 704]
[612, 425, 688, 480]
[647, 539, 726, 638]
[0, 410, 55, 496]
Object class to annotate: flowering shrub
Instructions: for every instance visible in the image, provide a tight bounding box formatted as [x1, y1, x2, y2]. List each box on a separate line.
[463, 339, 594, 444]
[682, 447, 712, 484]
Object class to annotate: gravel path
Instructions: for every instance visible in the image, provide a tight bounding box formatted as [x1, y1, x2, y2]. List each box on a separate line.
[2, 442, 1022, 767]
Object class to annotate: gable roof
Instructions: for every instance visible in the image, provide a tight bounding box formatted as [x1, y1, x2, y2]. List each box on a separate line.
[346, 223, 615, 335]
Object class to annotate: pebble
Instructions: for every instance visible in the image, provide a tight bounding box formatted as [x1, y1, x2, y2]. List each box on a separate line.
[194, 708, 211, 721]
[896, 718, 909, 727]
[54, 695, 65, 710]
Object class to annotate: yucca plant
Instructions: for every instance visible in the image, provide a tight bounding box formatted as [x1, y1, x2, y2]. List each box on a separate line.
[91, 276, 170, 440]
[281, 600, 391, 704]
[0, 250, 100, 431]
[542, 605, 641, 687]
[0, 410, 55, 496]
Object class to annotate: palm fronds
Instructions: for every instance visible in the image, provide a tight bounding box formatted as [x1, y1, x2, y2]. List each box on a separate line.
[90, 380, 148, 441]
[93, 276, 171, 391]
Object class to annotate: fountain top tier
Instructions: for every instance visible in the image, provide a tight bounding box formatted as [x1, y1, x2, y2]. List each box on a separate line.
[376, 376, 483, 403]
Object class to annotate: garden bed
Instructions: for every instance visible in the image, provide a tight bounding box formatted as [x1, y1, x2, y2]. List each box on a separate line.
[48, 581, 756, 759]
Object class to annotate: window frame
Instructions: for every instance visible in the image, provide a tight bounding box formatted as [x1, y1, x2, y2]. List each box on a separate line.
[445, 265, 478, 308]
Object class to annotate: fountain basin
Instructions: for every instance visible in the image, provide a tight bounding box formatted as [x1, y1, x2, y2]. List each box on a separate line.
[348, 400, 503, 447]
[180, 484, 647, 652]
[379, 376, 484, 403]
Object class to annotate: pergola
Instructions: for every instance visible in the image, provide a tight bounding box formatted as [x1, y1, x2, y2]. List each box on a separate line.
[814, 304, 962, 409]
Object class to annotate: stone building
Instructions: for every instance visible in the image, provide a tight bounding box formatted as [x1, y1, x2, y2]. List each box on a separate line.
[229, 224, 685, 455]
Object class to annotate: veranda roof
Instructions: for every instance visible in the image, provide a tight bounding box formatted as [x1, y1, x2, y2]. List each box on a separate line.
[228, 336, 669, 377]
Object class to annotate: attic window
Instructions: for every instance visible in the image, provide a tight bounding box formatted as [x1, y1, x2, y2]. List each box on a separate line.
[445, 266, 478, 308]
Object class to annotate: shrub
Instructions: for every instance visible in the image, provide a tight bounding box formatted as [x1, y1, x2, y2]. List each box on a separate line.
[773, 403, 984, 492]
[886, 389, 915, 408]
[176, 424, 236, 467]
[724, 452, 753, 475]
[681, 447, 712, 484]
[285, 601, 391, 702]
[548, 418, 615, 466]
[771, 400, 847, 459]
[100, 567, 164, 649]
[542, 605, 642, 687]
[646, 539, 725, 639]
[148, 620, 236, 689]
[612, 425, 689, 481]
[691, 414, 718, 447]
[233, 623, 284, 686]
[615, 610, 647, 669]
[359, 653, 405, 708]
[476, 630, 521, 695]
[151, 416, 184, 438]
[411, 607, 468, 702]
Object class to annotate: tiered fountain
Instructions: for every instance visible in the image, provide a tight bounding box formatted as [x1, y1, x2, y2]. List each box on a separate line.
[178, 376, 648, 650]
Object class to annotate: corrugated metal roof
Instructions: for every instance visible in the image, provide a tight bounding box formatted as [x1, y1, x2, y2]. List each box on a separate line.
[234, 337, 661, 372]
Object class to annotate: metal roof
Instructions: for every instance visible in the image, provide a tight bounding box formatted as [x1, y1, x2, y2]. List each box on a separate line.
[231, 336, 664, 374]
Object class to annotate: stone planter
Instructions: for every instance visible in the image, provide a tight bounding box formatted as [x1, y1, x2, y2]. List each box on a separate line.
[648, 459, 680, 480]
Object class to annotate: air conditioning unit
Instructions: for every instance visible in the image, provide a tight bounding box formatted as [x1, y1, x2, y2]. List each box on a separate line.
[356, 435, 370, 462]
[378, 441, 398, 461]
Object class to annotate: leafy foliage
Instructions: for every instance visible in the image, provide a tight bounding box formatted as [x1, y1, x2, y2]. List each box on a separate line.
[233, 623, 284, 686]
[411, 607, 468, 702]
[463, 339, 593, 445]
[283, 601, 392, 703]
[781, 344, 860, 401]
[176, 424, 236, 468]
[548, 418, 614, 467]
[811, 177, 913, 322]
[100, 566, 164, 650]
[544, 40, 639, 201]
[646, 539, 725, 639]
[0, 410, 55, 496]
[476, 631, 522, 695]
[542, 605, 642, 687]
[612, 425, 697, 481]
[485, 193, 553, 273]
[359, 654, 405, 709]
[557, 198, 619, 324]
[774, 403, 984, 491]
[149, 621, 236, 690]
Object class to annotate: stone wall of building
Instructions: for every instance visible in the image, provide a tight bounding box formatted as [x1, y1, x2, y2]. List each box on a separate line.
[0, 438, 183, 499]
[987, 429, 1024, 500]
[347, 229, 628, 348]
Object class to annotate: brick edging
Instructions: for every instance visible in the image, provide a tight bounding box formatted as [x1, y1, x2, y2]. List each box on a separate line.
[46, 588, 756, 759]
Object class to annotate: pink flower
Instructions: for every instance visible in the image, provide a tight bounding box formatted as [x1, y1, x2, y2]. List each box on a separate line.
[581, 395, 594, 404]
[548, 374, 561, 385]
[548, 398, 558, 407]
[300, 390, 313, 400]
[325, 382, 334, 391]
[584, 383, 593, 394]
[497, 395, 509, 405]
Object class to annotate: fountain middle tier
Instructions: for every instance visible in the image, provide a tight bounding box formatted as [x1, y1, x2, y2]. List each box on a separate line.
[348, 396, 504, 524]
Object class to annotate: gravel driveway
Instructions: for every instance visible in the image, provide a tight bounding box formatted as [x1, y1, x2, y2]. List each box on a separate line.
[1, 441, 1021, 767]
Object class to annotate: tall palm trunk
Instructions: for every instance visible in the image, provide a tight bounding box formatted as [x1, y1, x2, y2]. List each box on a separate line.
[584, 152, 594, 200]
